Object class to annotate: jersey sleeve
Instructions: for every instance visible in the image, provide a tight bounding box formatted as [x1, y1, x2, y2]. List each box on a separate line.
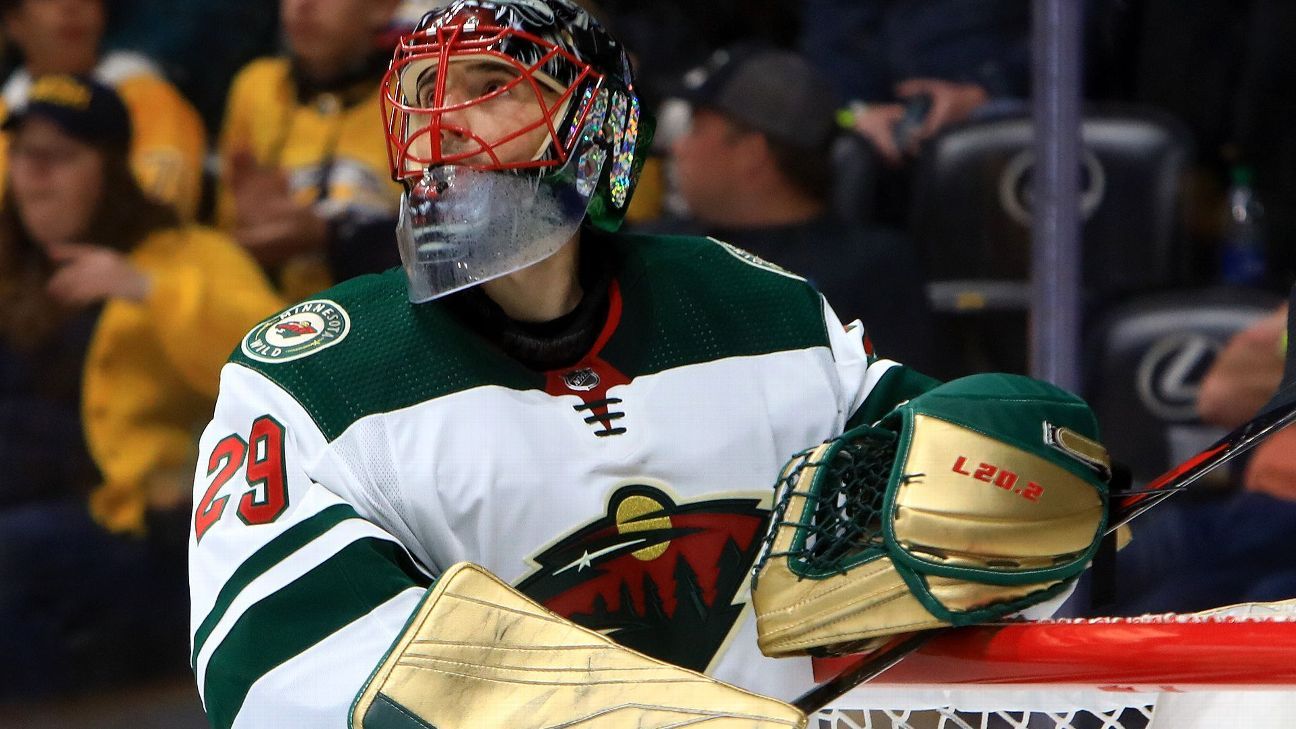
[820, 296, 942, 430]
[116, 74, 208, 220]
[143, 230, 284, 398]
[189, 363, 432, 729]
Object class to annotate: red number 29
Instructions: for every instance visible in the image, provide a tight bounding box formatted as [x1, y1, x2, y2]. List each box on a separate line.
[194, 415, 289, 542]
[194, 436, 246, 542]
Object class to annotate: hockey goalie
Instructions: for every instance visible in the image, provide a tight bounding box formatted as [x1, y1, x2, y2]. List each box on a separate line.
[187, 2, 1112, 727]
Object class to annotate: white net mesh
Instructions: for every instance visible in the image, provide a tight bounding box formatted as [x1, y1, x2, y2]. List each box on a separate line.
[816, 689, 1156, 729]
[813, 706, 1153, 729]
[802, 601, 1296, 729]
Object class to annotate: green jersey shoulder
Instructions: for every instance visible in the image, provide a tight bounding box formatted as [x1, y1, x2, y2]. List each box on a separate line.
[230, 269, 533, 440]
[228, 234, 831, 441]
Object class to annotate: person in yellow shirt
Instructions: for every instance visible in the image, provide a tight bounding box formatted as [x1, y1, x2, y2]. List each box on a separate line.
[0, 0, 207, 219]
[0, 75, 280, 697]
[217, 0, 404, 301]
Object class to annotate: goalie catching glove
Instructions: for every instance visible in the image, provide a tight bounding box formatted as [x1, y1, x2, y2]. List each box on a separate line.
[351, 562, 806, 728]
[752, 373, 1111, 658]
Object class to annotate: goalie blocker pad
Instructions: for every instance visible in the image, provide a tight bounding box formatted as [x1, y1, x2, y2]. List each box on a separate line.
[752, 374, 1110, 658]
[350, 562, 806, 729]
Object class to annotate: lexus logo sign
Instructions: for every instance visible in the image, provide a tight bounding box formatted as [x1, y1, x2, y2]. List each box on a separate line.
[1136, 334, 1222, 421]
[999, 148, 1107, 226]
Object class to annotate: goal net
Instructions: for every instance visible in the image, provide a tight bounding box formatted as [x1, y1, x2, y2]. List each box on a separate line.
[810, 600, 1296, 729]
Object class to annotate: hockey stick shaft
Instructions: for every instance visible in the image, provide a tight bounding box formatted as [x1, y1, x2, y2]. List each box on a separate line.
[792, 397, 1296, 715]
[1107, 397, 1296, 532]
[791, 631, 942, 714]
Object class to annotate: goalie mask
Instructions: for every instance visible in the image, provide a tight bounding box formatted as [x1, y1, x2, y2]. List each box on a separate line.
[382, 0, 650, 302]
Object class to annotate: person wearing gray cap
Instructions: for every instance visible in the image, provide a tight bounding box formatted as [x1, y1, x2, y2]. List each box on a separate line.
[670, 46, 938, 374]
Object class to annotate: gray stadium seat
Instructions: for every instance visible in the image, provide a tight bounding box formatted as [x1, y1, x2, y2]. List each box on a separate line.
[1084, 287, 1281, 485]
[830, 131, 878, 226]
[909, 105, 1194, 375]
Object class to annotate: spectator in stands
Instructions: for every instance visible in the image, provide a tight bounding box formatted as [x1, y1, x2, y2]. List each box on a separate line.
[1104, 299, 1296, 615]
[1197, 304, 1288, 429]
[1197, 302, 1296, 502]
[216, 0, 404, 302]
[668, 47, 937, 372]
[801, 0, 1031, 169]
[796, 0, 1030, 231]
[0, 76, 281, 697]
[0, 0, 207, 219]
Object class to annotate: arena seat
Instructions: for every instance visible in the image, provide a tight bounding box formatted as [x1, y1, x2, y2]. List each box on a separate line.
[909, 105, 1194, 376]
[830, 131, 878, 226]
[1083, 287, 1281, 485]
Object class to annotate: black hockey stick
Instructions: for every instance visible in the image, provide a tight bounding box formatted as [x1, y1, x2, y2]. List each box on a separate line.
[1108, 395, 1296, 533]
[1111, 288, 1296, 532]
[793, 392, 1296, 715]
[791, 631, 939, 714]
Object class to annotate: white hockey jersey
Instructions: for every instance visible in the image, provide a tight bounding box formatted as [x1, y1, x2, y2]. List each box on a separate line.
[188, 232, 936, 728]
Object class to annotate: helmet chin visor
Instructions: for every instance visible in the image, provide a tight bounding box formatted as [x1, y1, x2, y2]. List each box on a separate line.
[397, 160, 590, 303]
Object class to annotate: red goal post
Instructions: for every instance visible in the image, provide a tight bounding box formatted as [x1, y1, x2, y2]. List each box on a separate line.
[811, 602, 1296, 728]
[868, 611, 1296, 690]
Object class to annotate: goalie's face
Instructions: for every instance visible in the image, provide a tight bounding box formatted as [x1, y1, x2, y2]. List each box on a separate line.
[381, 15, 600, 181]
[385, 1, 645, 304]
[410, 58, 562, 169]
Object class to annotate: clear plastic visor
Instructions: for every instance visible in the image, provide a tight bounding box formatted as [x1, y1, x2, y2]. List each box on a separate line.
[396, 159, 590, 303]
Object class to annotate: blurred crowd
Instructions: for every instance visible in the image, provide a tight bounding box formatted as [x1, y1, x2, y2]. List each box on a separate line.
[1, 0, 1295, 707]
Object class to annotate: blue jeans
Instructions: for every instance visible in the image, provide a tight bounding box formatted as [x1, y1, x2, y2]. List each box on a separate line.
[1096, 491, 1296, 615]
[0, 500, 190, 700]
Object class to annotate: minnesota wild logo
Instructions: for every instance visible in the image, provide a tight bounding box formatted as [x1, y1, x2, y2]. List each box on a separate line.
[241, 299, 350, 363]
[517, 483, 770, 673]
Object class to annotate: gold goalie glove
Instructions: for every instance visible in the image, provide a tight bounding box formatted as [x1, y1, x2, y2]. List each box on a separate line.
[752, 373, 1112, 658]
[351, 562, 806, 729]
